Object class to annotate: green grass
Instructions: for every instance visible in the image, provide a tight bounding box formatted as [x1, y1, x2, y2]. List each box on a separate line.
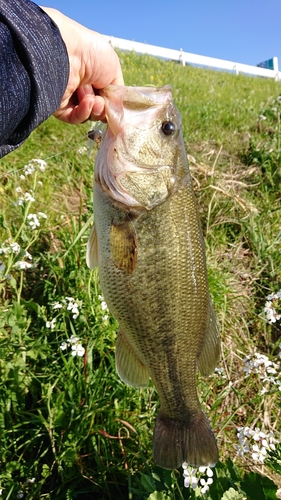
[0, 52, 281, 499]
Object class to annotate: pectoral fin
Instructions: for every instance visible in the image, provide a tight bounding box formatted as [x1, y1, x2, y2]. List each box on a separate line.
[110, 221, 138, 274]
[197, 299, 220, 376]
[116, 329, 149, 387]
[86, 223, 98, 269]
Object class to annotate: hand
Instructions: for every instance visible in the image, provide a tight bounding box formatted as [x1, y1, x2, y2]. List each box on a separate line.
[41, 7, 124, 124]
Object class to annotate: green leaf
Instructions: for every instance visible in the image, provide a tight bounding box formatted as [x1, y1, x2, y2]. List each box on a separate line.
[41, 464, 50, 479]
[9, 276, 17, 290]
[141, 473, 156, 493]
[241, 472, 278, 500]
[59, 448, 77, 464]
[147, 492, 172, 500]
[266, 444, 281, 475]
[0, 214, 8, 229]
[221, 487, 244, 500]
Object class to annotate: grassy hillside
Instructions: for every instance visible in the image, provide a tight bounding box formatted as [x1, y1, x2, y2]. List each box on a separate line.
[0, 51, 281, 499]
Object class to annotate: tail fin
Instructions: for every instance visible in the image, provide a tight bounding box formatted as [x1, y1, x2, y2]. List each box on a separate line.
[152, 411, 218, 470]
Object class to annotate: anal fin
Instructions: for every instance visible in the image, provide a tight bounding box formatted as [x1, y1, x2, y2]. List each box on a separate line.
[115, 329, 149, 387]
[197, 298, 220, 377]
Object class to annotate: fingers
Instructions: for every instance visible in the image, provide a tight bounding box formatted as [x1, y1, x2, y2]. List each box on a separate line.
[54, 87, 106, 124]
[72, 93, 106, 123]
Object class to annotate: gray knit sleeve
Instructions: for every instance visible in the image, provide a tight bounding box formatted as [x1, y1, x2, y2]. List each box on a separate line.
[0, 0, 69, 158]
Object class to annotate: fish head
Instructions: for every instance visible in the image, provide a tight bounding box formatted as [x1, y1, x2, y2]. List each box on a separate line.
[95, 85, 188, 210]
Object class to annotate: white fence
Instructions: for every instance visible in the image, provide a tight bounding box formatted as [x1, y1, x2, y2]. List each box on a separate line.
[103, 35, 281, 81]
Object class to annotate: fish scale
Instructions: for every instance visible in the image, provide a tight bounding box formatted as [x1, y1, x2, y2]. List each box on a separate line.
[87, 84, 220, 469]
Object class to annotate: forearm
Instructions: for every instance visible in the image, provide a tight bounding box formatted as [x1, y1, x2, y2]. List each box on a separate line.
[0, 0, 69, 158]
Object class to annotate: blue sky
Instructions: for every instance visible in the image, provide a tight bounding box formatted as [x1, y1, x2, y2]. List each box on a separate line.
[38, 0, 281, 70]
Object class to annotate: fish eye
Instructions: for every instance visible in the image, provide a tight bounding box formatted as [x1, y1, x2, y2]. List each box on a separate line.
[161, 121, 176, 136]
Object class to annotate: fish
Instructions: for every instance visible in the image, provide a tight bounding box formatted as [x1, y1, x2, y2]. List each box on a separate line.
[87, 84, 220, 470]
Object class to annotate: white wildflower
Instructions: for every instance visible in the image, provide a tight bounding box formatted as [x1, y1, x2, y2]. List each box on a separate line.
[67, 335, 80, 345]
[14, 261, 33, 270]
[59, 342, 68, 351]
[0, 261, 5, 273]
[200, 476, 213, 494]
[252, 444, 267, 462]
[25, 250, 32, 260]
[0, 240, 21, 255]
[71, 344, 85, 357]
[24, 192, 35, 203]
[199, 466, 214, 479]
[46, 318, 57, 330]
[242, 426, 254, 437]
[214, 367, 226, 378]
[264, 291, 281, 324]
[52, 301, 63, 310]
[23, 163, 35, 176]
[72, 309, 79, 320]
[183, 464, 215, 494]
[252, 428, 266, 441]
[38, 211, 47, 219]
[259, 114, 267, 121]
[20, 174, 25, 180]
[236, 441, 250, 456]
[23, 158, 47, 175]
[15, 186, 22, 193]
[35, 159, 47, 171]
[60, 334, 85, 357]
[243, 352, 279, 379]
[236, 426, 277, 463]
[182, 465, 198, 489]
[98, 295, 108, 311]
[27, 213, 40, 230]
[66, 297, 82, 319]
[236, 426, 253, 456]
[10, 242, 21, 253]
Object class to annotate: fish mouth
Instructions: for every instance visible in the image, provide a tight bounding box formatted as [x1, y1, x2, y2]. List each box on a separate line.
[98, 85, 176, 137]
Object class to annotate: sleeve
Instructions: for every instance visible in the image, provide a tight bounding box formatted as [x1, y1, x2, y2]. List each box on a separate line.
[0, 0, 69, 158]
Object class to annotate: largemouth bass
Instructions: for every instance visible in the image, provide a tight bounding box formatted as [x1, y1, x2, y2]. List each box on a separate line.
[87, 85, 220, 469]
